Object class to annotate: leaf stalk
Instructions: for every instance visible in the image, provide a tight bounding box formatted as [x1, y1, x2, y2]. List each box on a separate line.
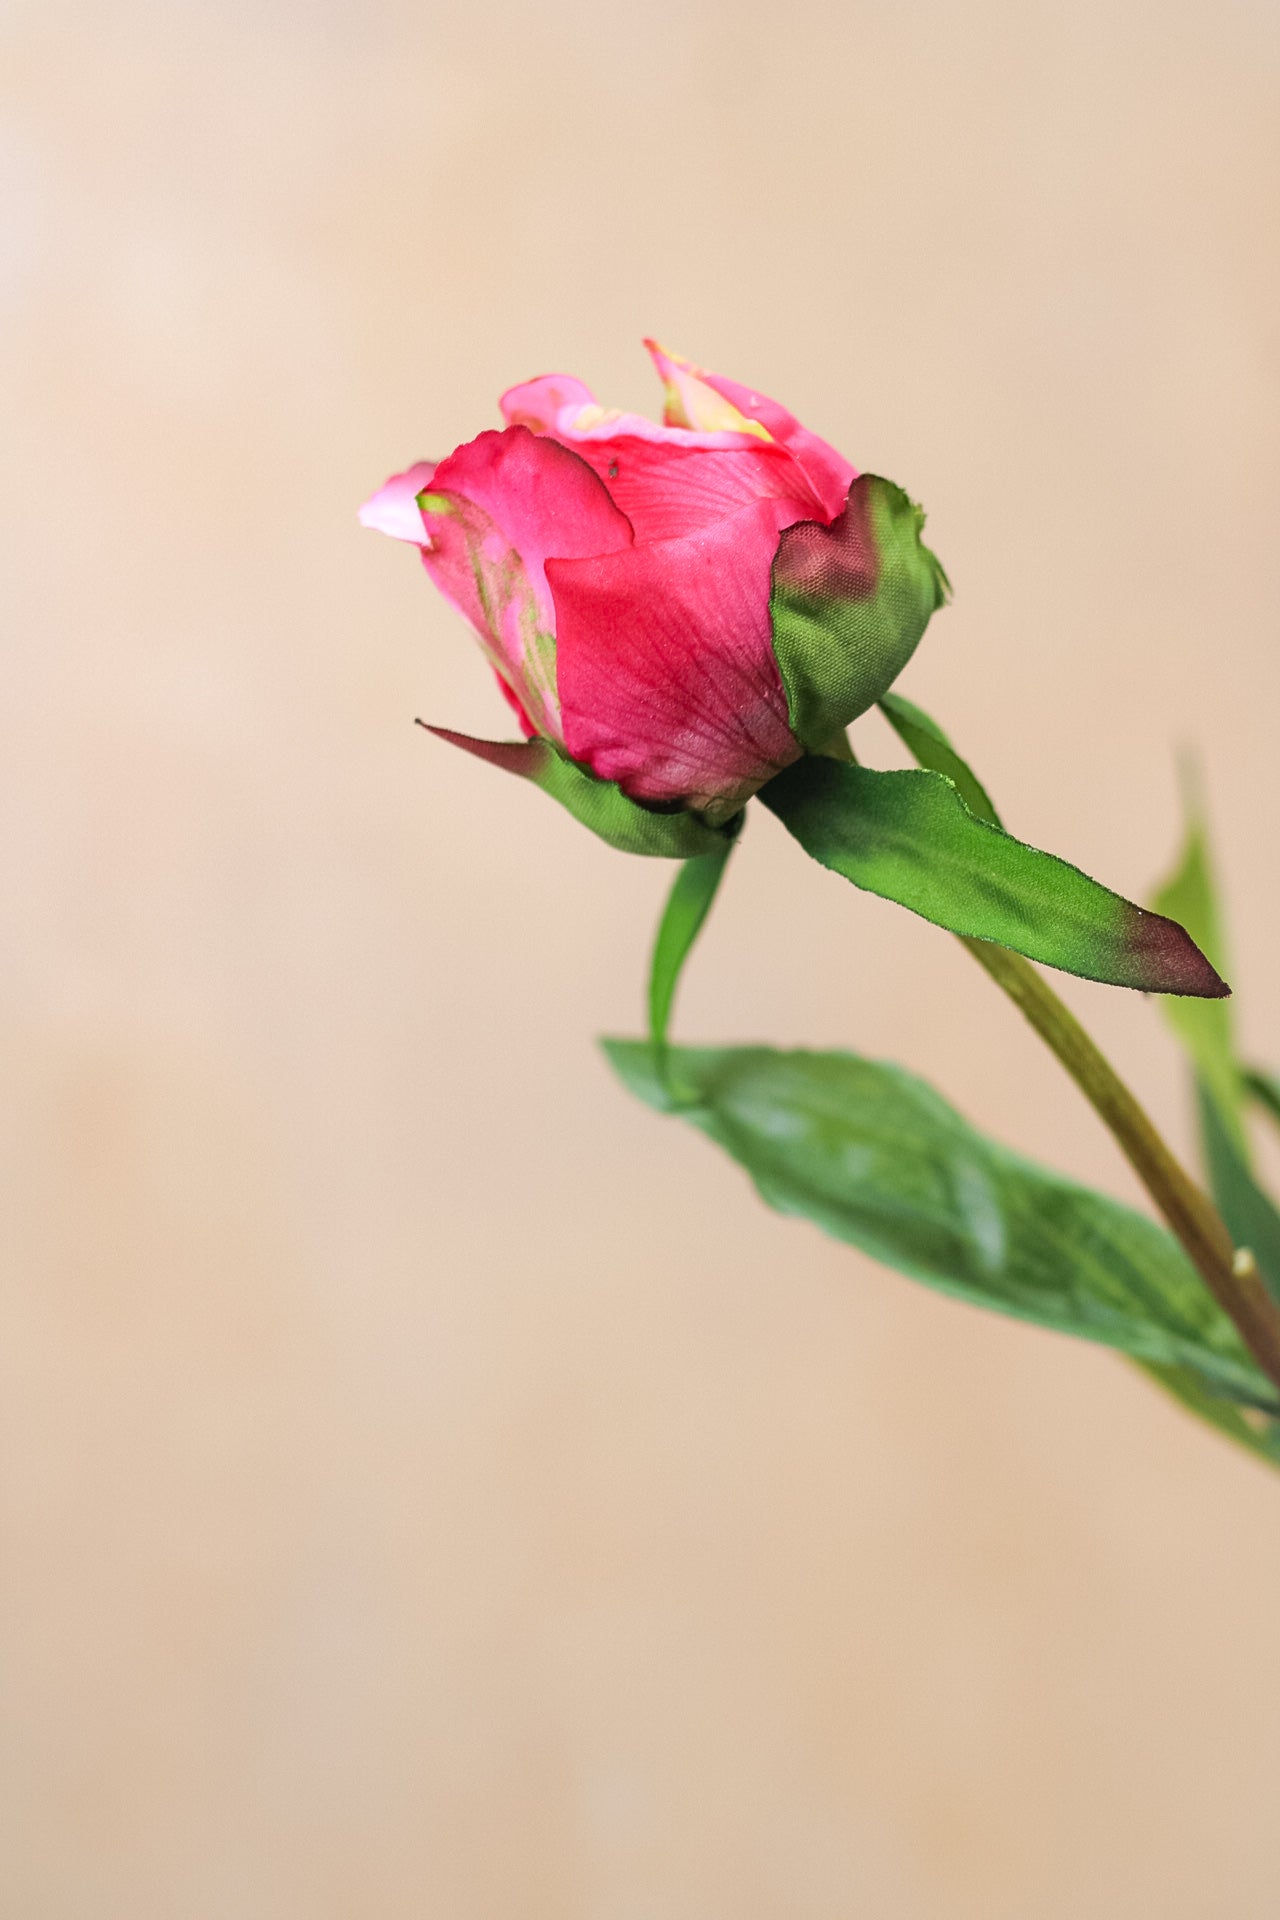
[962, 937, 1280, 1396]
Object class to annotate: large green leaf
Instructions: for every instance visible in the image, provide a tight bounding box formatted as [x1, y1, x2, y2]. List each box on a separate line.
[603, 1040, 1278, 1412]
[758, 755, 1225, 996]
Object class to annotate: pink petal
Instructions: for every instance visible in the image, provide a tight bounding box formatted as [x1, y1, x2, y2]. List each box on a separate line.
[357, 460, 438, 542]
[417, 427, 633, 741]
[644, 342, 856, 522]
[548, 494, 805, 816]
[430, 425, 634, 627]
[493, 668, 539, 738]
[641, 345, 773, 442]
[551, 430, 825, 543]
[501, 373, 758, 453]
[503, 375, 826, 540]
[500, 374, 597, 432]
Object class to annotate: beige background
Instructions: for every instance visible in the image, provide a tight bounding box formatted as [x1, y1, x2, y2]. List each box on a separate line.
[5, 1, 1280, 1913]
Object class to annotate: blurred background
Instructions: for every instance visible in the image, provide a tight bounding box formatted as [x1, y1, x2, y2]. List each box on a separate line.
[5, 1, 1280, 1913]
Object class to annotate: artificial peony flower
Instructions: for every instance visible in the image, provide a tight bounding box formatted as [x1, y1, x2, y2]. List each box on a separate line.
[360, 340, 946, 852]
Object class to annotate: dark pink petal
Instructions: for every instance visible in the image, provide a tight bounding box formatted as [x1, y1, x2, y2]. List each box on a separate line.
[502, 375, 826, 539]
[493, 668, 539, 738]
[645, 341, 856, 523]
[549, 432, 825, 542]
[414, 427, 633, 740]
[549, 495, 805, 817]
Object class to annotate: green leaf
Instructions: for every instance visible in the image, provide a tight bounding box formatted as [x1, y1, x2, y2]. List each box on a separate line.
[648, 842, 735, 1072]
[878, 691, 1003, 827]
[1147, 784, 1280, 1307]
[1196, 1080, 1280, 1305]
[422, 726, 741, 859]
[1244, 1068, 1280, 1133]
[769, 476, 950, 750]
[603, 1039, 1278, 1411]
[1136, 1361, 1280, 1467]
[1151, 790, 1245, 1151]
[758, 755, 1226, 997]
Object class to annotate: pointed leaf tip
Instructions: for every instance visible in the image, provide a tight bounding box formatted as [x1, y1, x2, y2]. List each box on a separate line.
[1132, 906, 1230, 1001]
[419, 723, 550, 778]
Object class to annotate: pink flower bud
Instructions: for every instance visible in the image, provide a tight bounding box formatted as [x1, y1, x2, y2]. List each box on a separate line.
[361, 343, 946, 836]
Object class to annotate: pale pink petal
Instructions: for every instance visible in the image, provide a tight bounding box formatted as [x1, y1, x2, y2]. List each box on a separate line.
[642, 343, 773, 442]
[514, 394, 771, 454]
[500, 374, 597, 432]
[644, 341, 856, 521]
[548, 495, 805, 816]
[504, 367, 781, 459]
[357, 460, 437, 542]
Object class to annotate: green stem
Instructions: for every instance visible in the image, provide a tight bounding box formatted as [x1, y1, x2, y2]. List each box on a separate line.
[963, 937, 1280, 1396]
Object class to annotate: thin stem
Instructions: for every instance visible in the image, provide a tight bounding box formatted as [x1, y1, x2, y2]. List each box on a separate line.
[962, 937, 1280, 1396]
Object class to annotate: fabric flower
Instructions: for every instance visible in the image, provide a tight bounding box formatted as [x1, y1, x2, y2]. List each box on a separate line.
[361, 341, 947, 851]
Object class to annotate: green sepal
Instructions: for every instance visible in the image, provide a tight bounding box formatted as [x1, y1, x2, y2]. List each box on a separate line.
[648, 842, 735, 1082]
[878, 691, 1002, 827]
[769, 475, 950, 751]
[602, 1039, 1279, 1416]
[759, 755, 1226, 996]
[422, 726, 742, 858]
